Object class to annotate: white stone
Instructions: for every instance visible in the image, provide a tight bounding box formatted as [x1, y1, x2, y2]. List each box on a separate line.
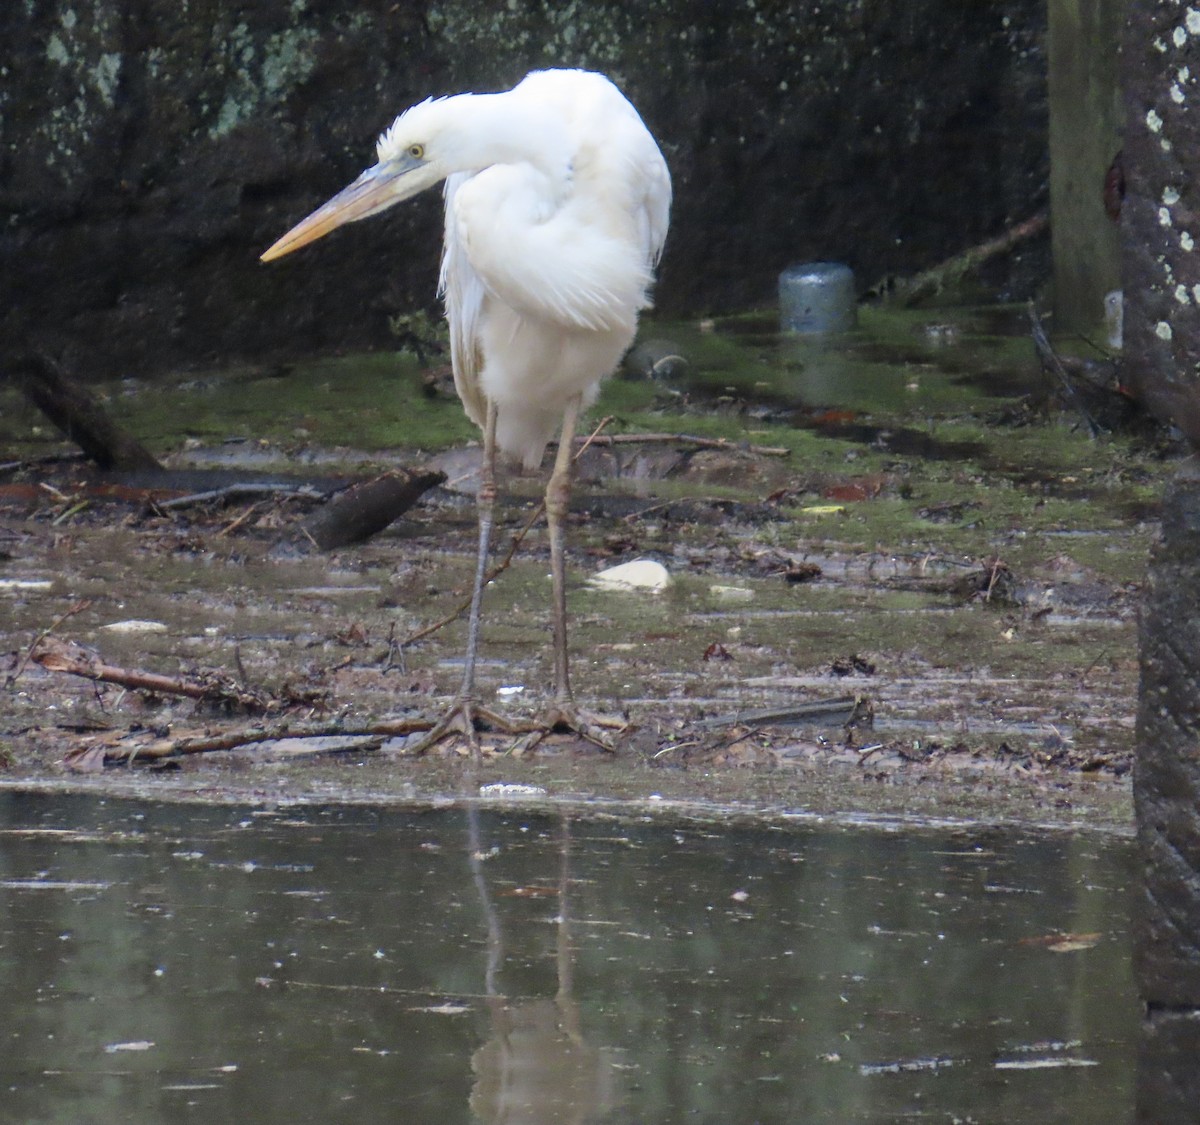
[1104, 290, 1124, 350]
[589, 558, 672, 593]
[709, 584, 755, 602]
[100, 619, 168, 634]
[0, 578, 53, 591]
[479, 783, 548, 798]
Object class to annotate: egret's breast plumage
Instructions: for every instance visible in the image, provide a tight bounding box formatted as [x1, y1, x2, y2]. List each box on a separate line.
[436, 69, 671, 469]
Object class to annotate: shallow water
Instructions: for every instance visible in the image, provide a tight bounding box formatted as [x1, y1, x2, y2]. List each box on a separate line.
[0, 793, 1135, 1123]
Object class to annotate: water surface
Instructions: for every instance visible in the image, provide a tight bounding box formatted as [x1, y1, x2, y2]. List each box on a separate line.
[0, 793, 1135, 1123]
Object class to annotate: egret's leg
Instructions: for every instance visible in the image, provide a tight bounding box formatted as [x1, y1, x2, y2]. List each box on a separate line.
[546, 397, 581, 707]
[460, 400, 500, 705]
[531, 397, 626, 751]
[408, 402, 531, 757]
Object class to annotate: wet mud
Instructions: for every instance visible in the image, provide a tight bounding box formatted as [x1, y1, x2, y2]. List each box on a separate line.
[0, 306, 1168, 829]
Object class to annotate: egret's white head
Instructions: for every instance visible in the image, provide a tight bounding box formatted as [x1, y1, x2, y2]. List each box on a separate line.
[261, 88, 569, 262]
[261, 96, 466, 262]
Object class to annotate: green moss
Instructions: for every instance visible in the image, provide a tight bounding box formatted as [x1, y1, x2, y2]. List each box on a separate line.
[0, 305, 1172, 617]
[123, 354, 479, 454]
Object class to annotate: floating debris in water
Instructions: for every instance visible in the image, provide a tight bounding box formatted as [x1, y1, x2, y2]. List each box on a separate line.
[1, 879, 111, 891]
[860, 1056, 959, 1076]
[995, 1057, 1099, 1070]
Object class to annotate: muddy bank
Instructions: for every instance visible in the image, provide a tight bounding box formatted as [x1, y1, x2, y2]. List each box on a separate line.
[0, 306, 1163, 830]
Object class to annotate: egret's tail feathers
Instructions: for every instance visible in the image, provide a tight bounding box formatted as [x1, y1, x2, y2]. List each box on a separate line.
[495, 406, 561, 471]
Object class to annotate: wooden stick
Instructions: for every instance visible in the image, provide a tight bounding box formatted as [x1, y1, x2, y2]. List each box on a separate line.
[1027, 302, 1104, 437]
[569, 432, 790, 457]
[301, 468, 446, 550]
[31, 637, 266, 711]
[155, 483, 327, 511]
[895, 210, 1049, 308]
[65, 715, 434, 767]
[7, 601, 91, 687]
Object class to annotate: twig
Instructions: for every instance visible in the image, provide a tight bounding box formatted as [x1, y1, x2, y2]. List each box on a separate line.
[1028, 303, 1104, 437]
[216, 502, 263, 538]
[982, 558, 1007, 603]
[31, 637, 267, 712]
[569, 432, 790, 457]
[7, 600, 91, 687]
[400, 415, 615, 646]
[156, 483, 326, 511]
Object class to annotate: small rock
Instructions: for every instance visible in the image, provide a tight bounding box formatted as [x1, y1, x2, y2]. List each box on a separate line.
[589, 559, 672, 593]
[0, 579, 53, 591]
[709, 584, 754, 602]
[100, 620, 168, 634]
[622, 338, 689, 381]
[479, 783, 548, 798]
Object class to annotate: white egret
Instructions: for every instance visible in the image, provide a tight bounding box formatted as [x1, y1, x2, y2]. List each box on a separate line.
[262, 69, 671, 753]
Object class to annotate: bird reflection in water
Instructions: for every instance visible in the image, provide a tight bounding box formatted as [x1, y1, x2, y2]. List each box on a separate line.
[466, 809, 621, 1123]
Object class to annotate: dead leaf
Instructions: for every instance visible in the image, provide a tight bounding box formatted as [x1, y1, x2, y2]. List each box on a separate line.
[63, 743, 112, 772]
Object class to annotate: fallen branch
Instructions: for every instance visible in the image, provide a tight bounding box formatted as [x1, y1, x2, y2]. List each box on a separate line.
[694, 695, 869, 730]
[0, 451, 87, 476]
[154, 482, 327, 511]
[894, 210, 1049, 308]
[13, 353, 162, 471]
[31, 637, 268, 712]
[301, 467, 447, 550]
[64, 715, 433, 768]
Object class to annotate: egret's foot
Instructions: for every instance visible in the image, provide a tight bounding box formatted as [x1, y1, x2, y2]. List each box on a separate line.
[509, 703, 628, 755]
[405, 699, 537, 758]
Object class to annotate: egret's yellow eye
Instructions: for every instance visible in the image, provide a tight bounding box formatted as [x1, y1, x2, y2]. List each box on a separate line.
[407, 143, 425, 160]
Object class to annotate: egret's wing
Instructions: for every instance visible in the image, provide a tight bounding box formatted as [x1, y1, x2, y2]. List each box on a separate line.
[438, 172, 488, 428]
[636, 146, 671, 268]
[514, 68, 671, 273]
[607, 98, 671, 270]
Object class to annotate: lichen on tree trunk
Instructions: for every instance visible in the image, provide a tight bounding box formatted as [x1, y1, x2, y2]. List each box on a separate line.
[1126, 1, 1200, 1117]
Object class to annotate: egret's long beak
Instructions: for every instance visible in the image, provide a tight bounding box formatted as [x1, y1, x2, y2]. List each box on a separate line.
[261, 154, 429, 262]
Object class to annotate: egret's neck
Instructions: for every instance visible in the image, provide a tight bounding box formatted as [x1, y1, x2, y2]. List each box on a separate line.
[447, 92, 573, 193]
